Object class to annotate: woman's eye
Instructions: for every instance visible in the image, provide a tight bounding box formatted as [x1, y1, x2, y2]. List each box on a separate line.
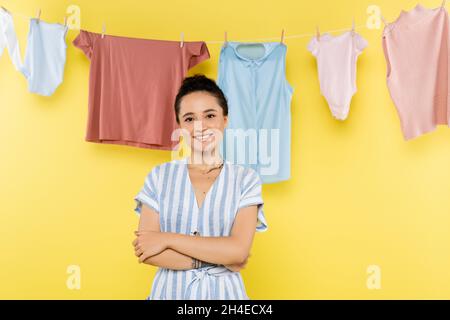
[206, 114, 216, 119]
[184, 117, 193, 122]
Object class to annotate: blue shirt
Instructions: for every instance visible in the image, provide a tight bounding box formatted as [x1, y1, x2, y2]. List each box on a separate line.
[218, 41, 294, 183]
[21, 19, 68, 96]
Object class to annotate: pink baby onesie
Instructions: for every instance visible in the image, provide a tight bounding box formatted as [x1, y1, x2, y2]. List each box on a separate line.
[382, 4, 450, 140]
[308, 30, 368, 120]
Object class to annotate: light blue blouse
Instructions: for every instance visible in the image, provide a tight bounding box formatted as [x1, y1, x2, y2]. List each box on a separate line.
[218, 41, 294, 183]
[133, 157, 267, 300]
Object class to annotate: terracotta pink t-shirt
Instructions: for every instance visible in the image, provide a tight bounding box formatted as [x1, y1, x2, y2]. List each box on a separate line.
[73, 30, 210, 150]
[382, 4, 450, 140]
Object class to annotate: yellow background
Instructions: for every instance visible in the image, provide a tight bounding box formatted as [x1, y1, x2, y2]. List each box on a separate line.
[1, 0, 450, 299]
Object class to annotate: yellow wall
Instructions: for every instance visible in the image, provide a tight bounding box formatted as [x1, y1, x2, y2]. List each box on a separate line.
[1, 0, 450, 299]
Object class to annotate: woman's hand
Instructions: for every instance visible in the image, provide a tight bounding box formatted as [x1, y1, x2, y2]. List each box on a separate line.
[224, 254, 250, 272]
[133, 230, 168, 263]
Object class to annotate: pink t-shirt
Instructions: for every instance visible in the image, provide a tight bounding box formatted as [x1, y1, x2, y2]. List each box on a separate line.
[382, 4, 450, 140]
[73, 30, 210, 150]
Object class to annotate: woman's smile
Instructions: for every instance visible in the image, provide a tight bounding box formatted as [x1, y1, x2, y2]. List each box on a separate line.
[193, 131, 214, 143]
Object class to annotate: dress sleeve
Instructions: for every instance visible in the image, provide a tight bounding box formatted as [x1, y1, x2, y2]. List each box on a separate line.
[187, 41, 210, 69]
[134, 167, 160, 215]
[307, 36, 319, 57]
[354, 33, 368, 55]
[237, 167, 267, 232]
[72, 30, 95, 59]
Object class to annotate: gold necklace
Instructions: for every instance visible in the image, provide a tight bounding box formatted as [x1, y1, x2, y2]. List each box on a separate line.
[189, 160, 224, 175]
[189, 162, 224, 196]
[201, 162, 224, 175]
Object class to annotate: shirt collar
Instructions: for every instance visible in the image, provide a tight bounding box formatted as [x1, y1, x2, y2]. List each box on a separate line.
[226, 41, 281, 68]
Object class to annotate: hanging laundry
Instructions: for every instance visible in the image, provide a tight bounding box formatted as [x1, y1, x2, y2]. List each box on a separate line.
[0, 7, 68, 96]
[218, 41, 294, 183]
[21, 18, 68, 96]
[0, 7, 23, 72]
[382, 4, 450, 140]
[73, 30, 210, 150]
[307, 30, 368, 120]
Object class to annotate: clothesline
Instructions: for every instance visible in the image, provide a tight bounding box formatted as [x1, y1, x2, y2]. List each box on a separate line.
[1, 3, 46, 21]
[1, 2, 370, 43]
[204, 25, 367, 44]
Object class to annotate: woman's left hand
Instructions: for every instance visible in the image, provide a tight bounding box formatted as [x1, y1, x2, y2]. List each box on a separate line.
[224, 254, 249, 272]
[133, 230, 168, 263]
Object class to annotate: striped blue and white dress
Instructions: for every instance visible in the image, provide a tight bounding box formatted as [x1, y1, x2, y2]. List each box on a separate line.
[133, 156, 267, 300]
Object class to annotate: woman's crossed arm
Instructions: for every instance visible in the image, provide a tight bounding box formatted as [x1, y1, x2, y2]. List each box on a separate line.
[133, 204, 257, 270]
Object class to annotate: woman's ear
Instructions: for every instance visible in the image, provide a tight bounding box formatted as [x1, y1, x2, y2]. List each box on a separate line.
[224, 115, 228, 128]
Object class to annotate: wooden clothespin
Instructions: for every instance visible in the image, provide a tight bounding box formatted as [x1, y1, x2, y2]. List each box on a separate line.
[316, 25, 321, 41]
[381, 14, 388, 26]
[63, 16, 67, 27]
[280, 29, 285, 44]
[36, 8, 41, 24]
[442, 0, 447, 7]
[351, 18, 355, 36]
[1, 6, 10, 13]
[101, 23, 106, 39]
[224, 31, 228, 47]
[180, 32, 184, 48]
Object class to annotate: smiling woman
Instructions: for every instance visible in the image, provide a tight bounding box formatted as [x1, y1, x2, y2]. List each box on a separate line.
[132, 74, 267, 300]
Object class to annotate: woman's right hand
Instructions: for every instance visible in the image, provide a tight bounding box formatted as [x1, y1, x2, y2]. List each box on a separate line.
[133, 230, 168, 263]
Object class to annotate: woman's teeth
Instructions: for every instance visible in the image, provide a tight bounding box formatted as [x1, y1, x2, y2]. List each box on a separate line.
[194, 133, 214, 142]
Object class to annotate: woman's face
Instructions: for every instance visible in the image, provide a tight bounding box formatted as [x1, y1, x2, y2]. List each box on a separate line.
[178, 91, 228, 155]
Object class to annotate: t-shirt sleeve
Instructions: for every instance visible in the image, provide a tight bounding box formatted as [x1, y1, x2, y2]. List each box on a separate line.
[237, 167, 267, 232]
[134, 166, 160, 215]
[307, 36, 319, 56]
[187, 41, 210, 69]
[354, 33, 368, 55]
[72, 30, 95, 59]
